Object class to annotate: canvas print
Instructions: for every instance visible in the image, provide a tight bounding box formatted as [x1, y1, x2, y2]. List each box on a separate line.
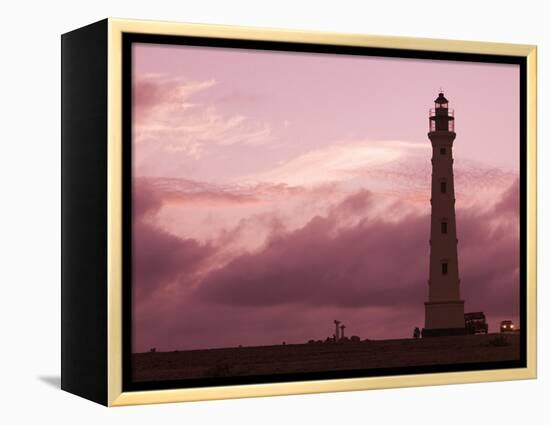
[130, 42, 522, 385]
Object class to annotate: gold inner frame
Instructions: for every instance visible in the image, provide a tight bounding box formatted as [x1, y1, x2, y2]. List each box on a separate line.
[106, 18, 537, 407]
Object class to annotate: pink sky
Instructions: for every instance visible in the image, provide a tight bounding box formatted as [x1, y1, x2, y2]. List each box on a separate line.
[132, 42, 520, 352]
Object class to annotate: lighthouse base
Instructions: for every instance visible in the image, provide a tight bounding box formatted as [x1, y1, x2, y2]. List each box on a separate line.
[421, 327, 467, 337]
[422, 300, 465, 338]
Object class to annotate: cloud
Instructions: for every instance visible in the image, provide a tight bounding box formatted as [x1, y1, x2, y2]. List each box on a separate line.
[242, 140, 418, 187]
[132, 179, 216, 303]
[193, 190, 427, 308]
[239, 140, 517, 211]
[132, 75, 275, 168]
[132, 172, 520, 351]
[491, 177, 520, 216]
[458, 178, 520, 318]
[189, 179, 519, 338]
[139, 177, 262, 207]
[134, 75, 216, 118]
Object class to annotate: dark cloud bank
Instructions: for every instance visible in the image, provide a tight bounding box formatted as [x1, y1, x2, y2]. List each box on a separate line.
[132, 178, 520, 352]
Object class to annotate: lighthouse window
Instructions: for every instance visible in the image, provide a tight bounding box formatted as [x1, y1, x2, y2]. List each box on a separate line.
[440, 147, 446, 155]
[441, 221, 448, 234]
[440, 181, 447, 193]
[442, 262, 448, 275]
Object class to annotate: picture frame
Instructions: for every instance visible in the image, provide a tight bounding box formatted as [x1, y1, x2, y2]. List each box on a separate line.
[61, 18, 537, 406]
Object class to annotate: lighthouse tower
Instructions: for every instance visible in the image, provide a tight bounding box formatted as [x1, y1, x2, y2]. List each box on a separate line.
[422, 92, 466, 337]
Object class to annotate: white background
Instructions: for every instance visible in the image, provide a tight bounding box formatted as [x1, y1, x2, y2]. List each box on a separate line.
[0, 0, 547, 422]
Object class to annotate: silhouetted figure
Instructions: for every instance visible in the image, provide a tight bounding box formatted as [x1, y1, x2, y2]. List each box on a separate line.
[413, 327, 421, 339]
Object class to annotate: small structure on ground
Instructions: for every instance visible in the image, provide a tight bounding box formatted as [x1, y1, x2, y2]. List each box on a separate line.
[333, 320, 341, 342]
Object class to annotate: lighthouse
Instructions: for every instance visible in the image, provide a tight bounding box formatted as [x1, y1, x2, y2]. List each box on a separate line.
[422, 92, 466, 337]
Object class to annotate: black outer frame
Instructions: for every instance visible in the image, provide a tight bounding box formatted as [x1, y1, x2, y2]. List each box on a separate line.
[121, 33, 528, 393]
[61, 19, 109, 405]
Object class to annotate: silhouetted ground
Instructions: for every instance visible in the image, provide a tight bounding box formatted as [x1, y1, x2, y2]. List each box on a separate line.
[132, 333, 520, 382]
